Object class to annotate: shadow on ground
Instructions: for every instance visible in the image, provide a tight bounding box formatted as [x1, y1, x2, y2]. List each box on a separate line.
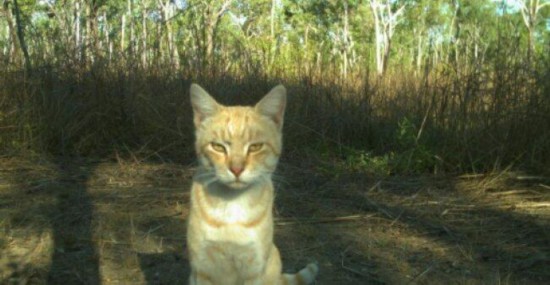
[1, 158, 549, 284]
[0, 74, 549, 284]
[138, 252, 189, 285]
[0, 158, 101, 285]
[275, 165, 550, 284]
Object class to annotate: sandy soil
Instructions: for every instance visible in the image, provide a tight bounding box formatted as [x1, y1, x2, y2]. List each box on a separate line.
[1, 158, 548, 284]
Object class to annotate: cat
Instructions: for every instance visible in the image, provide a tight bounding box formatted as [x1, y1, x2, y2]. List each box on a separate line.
[186, 83, 319, 285]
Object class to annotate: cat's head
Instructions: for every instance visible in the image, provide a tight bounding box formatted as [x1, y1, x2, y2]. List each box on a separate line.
[190, 84, 286, 190]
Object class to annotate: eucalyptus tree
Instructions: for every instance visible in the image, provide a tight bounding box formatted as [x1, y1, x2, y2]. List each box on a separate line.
[513, 0, 550, 60]
[229, 0, 275, 71]
[2, 0, 33, 72]
[283, 0, 364, 78]
[369, 0, 406, 76]
[192, 0, 232, 64]
[399, 0, 445, 75]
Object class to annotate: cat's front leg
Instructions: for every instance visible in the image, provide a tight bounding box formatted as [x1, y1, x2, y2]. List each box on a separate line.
[242, 245, 281, 285]
[238, 260, 266, 285]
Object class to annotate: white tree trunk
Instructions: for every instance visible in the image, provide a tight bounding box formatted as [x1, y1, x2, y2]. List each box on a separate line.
[516, 0, 550, 60]
[141, 8, 147, 67]
[416, 31, 423, 75]
[75, 0, 81, 60]
[369, 0, 404, 76]
[3, 25, 9, 59]
[121, 14, 126, 53]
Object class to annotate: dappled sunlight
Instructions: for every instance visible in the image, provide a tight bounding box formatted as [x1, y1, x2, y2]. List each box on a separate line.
[0, 229, 53, 283]
[0, 158, 56, 283]
[1, 0, 548, 283]
[0, 157, 548, 284]
[273, 164, 549, 284]
[0, 158, 192, 284]
[80, 162, 190, 285]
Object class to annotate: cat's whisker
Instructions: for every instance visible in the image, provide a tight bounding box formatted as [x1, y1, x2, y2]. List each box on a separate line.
[203, 176, 219, 187]
[195, 172, 215, 179]
[195, 170, 216, 178]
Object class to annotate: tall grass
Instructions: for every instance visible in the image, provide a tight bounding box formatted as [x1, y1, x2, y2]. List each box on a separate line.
[0, 57, 548, 174]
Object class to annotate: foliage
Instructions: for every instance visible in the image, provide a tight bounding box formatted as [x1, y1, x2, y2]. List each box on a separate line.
[0, 0, 549, 175]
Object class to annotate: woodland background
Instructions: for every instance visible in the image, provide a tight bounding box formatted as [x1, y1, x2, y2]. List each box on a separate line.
[1, 1, 550, 284]
[1, 0, 550, 174]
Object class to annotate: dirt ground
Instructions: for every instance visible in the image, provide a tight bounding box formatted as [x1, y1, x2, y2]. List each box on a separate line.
[0, 157, 548, 285]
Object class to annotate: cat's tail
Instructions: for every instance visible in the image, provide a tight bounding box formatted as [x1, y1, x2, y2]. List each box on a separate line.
[280, 262, 319, 285]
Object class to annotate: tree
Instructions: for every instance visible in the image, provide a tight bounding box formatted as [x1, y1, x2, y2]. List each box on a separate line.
[3, 0, 31, 73]
[400, 0, 445, 75]
[369, 0, 406, 76]
[514, 0, 550, 60]
[186, 0, 232, 65]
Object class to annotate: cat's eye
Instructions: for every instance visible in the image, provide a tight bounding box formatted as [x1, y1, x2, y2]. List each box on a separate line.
[210, 142, 226, 153]
[248, 143, 264, 153]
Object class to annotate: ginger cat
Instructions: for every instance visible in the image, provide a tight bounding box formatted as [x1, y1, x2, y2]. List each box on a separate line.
[187, 84, 318, 285]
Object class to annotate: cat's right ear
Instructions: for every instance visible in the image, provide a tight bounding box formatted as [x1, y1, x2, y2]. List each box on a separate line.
[190, 84, 219, 127]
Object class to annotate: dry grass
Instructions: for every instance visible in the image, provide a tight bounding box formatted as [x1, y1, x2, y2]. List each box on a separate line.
[0, 56, 548, 284]
[1, 157, 548, 284]
[1, 61, 549, 174]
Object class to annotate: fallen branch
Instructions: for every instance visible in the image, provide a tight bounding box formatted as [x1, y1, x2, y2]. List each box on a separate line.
[511, 202, 550, 209]
[489, 190, 541, 196]
[515, 175, 549, 181]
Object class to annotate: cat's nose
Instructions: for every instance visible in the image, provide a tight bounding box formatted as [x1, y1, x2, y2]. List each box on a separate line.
[230, 166, 244, 177]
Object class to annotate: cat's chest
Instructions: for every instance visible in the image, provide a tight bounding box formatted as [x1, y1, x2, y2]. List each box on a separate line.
[210, 201, 251, 223]
[190, 183, 273, 242]
[201, 201, 267, 241]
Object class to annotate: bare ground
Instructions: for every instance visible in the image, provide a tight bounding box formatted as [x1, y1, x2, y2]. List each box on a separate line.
[0, 157, 549, 285]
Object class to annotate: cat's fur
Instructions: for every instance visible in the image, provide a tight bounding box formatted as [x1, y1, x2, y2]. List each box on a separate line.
[187, 84, 318, 285]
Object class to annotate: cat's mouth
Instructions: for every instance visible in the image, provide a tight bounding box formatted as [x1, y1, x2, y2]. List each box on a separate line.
[227, 180, 248, 189]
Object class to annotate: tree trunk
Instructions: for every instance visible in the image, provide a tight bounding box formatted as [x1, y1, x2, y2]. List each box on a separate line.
[342, 1, 349, 79]
[3, 24, 11, 62]
[447, 0, 461, 74]
[87, 1, 100, 62]
[382, 37, 391, 76]
[121, 14, 126, 53]
[369, 0, 403, 76]
[102, 10, 110, 61]
[269, 0, 276, 69]
[3, 1, 19, 66]
[75, 0, 82, 60]
[158, 0, 177, 68]
[371, 1, 383, 75]
[141, 7, 147, 67]
[12, 0, 31, 73]
[414, 29, 424, 76]
[85, 3, 91, 63]
[129, 0, 135, 57]
[204, 0, 232, 64]
[205, 21, 216, 60]
[527, 26, 534, 61]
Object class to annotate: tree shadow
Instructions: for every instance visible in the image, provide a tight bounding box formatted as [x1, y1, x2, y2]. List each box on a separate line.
[2, 68, 548, 285]
[134, 205, 190, 285]
[45, 158, 101, 285]
[137, 251, 189, 285]
[277, 168, 550, 284]
[0, 157, 101, 285]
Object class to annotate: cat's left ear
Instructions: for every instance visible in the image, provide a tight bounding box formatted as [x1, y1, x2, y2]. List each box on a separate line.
[190, 83, 220, 128]
[255, 85, 287, 130]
